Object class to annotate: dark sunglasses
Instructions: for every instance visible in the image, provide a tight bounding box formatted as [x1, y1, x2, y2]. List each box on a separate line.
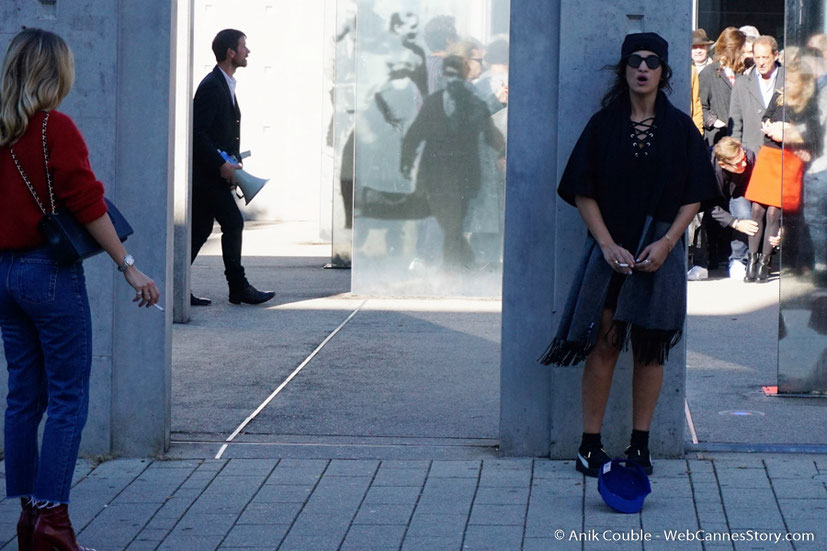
[627, 54, 662, 70]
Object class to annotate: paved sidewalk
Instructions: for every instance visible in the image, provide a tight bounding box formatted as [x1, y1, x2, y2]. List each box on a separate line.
[0, 454, 825, 550]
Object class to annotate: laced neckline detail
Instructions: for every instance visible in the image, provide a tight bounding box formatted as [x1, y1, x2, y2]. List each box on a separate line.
[629, 116, 655, 158]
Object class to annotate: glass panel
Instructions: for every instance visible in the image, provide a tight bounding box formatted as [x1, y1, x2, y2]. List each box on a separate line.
[330, 1, 358, 267]
[351, 0, 510, 296]
[778, 1, 827, 393]
[697, 0, 785, 41]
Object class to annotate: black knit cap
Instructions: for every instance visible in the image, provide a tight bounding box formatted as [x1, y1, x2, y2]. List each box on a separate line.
[621, 32, 669, 64]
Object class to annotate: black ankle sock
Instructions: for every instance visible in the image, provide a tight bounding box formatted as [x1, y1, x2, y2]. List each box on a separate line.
[630, 429, 649, 449]
[580, 432, 602, 452]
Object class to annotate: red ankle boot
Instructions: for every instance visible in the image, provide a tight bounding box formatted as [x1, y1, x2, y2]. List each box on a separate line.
[31, 504, 96, 551]
[17, 498, 38, 551]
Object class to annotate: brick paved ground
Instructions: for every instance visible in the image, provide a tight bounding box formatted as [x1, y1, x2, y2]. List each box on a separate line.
[1, 455, 825, 550]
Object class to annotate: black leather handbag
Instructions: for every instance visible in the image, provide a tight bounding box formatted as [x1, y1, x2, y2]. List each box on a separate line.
[10, 112, 133, 265]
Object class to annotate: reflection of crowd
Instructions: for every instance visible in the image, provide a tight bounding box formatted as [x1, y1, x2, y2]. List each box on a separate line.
[352, 12, 508, 273]
[688, 25, 827, 290]
[401, 43, 505, 269]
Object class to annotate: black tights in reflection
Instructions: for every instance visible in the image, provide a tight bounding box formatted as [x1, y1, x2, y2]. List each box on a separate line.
[748, 202, 781, 254]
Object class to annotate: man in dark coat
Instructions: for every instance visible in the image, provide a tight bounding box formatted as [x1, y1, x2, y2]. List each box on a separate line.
[190, 29, 274, 306]
[730, 36, 783, 154]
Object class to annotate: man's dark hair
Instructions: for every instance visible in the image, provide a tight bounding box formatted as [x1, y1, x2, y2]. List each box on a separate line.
[423, 15, 457, 52]
[212, 29, 246, 62]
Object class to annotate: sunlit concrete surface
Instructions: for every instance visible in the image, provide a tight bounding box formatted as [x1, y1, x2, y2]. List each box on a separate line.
[686, 274, 827, 446]
[178, 222, 826, 459]
[688, 276, 779, 316]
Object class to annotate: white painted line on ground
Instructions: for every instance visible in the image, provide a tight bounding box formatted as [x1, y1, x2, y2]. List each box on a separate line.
[215, 300, 367, 459]
[685, 399, 699, 445]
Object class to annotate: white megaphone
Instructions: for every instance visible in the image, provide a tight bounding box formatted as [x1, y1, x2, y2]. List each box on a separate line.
[233, 169, 269, 205]
[218, 149, 269, 205]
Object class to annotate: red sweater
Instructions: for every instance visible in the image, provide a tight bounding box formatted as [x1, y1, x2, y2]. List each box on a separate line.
[0, 110, 107, 249]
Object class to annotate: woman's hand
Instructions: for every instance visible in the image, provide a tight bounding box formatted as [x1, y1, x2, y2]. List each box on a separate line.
[761, 120, 785, 142]
[795, 149, 812, 163]
[600, 242, 636, 275]
[125, 267, 161, 308]
[634, 237, 671, 272]
[495, 82, 508, 104]
[768, 227, 784, 248]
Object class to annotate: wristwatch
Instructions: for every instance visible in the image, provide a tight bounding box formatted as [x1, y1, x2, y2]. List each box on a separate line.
[117, 254, 135, 272]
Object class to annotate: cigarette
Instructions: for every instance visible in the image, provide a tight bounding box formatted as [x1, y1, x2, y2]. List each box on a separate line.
[153, 304, 165, 312]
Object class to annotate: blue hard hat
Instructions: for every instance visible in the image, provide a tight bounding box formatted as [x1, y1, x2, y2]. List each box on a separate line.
[597, 459, 652, 513]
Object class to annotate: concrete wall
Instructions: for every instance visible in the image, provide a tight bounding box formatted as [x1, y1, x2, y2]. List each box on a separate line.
[501, 0, 691, 457]
[0, 1, 174, 456]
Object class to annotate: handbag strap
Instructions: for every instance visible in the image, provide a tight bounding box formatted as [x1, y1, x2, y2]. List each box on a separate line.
[9, 112, 56, 216]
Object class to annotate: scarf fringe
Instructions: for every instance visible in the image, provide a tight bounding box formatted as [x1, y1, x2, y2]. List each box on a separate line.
[538, 338, 593, 366]
[539, 326, 682, 367]
[612, 322, 683, 366]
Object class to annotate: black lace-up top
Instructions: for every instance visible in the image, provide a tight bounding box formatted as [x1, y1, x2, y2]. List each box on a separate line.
[557, 93, 718, 255]
[629, 116, 655, 158]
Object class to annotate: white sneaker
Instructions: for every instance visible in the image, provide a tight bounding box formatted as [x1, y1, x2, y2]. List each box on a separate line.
[729, 260, 746, 279]
[687, 266, 709, 281]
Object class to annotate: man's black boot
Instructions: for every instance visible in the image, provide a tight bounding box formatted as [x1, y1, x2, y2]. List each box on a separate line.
[229, 284, 275, 305]
[190, 293, 212, 306]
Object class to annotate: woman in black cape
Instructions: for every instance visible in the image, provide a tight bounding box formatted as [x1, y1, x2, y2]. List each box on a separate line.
[540, 33, 719, 477]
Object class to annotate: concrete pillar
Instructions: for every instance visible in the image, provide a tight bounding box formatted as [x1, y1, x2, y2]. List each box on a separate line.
[498, 1, 560, 457]
[109, 1, 175, 456]
[0, 0, 174, 457]
[173, 0, 194, 324]
[500, 0, 691, 458]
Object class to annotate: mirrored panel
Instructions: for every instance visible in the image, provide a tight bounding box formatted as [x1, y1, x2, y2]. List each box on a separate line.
[330, 0, 358, 267]
[778, 1, 827, 394]
[351, 0, 510, 296]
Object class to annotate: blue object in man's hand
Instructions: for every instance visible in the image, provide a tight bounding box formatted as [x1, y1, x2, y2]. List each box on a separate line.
[217, 149, 240, 166]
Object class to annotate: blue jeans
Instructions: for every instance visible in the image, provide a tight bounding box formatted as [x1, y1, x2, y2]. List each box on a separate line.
[0, 249, 92, 503]
[729, 196, 752, 263]
[804, 170, 827, 267]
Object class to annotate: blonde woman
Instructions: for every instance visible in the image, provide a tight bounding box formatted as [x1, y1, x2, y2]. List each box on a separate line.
[0, 29, 159, 550]
[699, 27, 747, 146]
[745, 61, 819, 281]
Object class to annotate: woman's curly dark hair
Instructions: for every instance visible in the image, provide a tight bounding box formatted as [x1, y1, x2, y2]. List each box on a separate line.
[600, 55, 673, 110]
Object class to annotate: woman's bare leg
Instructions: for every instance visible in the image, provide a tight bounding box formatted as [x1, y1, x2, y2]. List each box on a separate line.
[631, 359, 664, 431]
[628, 357, 663, 474]
[582, 308, 621, 433]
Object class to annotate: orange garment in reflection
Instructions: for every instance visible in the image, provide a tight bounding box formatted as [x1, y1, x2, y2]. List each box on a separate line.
[746, 145, 804, 210]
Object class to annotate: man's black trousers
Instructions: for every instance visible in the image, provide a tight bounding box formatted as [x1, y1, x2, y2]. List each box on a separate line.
[191, 181, 246, 290]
